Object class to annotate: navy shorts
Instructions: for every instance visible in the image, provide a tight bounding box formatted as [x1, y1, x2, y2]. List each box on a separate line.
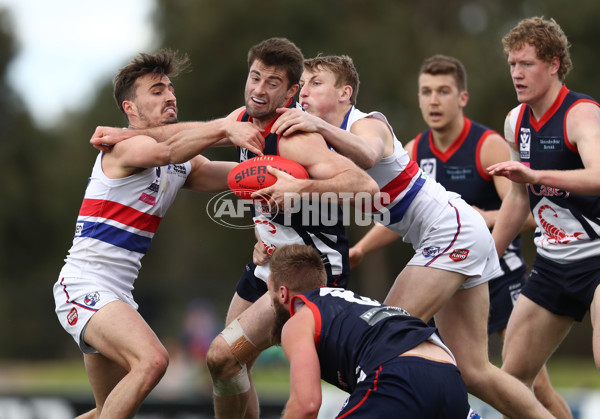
[235, 261, 350, 303]
[488, 266, 526, 335]
[522, 254, 600, 322]
[336, 357, 469, 418]
[235, 262, 267, 303]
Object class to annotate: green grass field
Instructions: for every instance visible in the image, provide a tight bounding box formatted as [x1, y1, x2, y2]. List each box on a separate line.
[0, 354, 598, 398]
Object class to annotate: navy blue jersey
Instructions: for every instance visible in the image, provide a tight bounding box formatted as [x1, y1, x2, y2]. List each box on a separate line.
[413, 117, 500, 210]
[413, 116, 525, 274]
[511, 85, 600, 260]
[514, 86, 600, 221]
[291, 287, 436, 393]
[236, 100, 350, 286]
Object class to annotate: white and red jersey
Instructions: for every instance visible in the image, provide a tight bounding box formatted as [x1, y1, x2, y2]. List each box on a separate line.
[344, 107, 460, 246]
[58, 152, 191, 296]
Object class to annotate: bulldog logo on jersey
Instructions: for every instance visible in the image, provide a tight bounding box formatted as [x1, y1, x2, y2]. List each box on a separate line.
[422, 246, 441, 258]
[519, 128, 531, 159]
[84, 291, 100, 307]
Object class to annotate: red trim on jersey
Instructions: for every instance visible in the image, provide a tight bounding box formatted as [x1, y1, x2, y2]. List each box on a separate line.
[475, 130, 495, 181]
[529, 84, 569, 131]
[290, 294, 322, 348]
[79, 199, 162, 233]
[429, 116, 471, 163]
[337, 365, 383, 418]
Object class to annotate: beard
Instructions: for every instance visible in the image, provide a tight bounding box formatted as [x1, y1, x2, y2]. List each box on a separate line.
[270, 300, 291, 346]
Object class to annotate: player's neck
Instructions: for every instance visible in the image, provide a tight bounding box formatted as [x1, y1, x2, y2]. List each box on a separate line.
[331, 104, 353, 129]
[430, 115, 464, 152]
[528, 81, 564, 121]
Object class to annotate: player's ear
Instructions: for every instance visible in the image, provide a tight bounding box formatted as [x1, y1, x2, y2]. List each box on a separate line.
[279, 286, 291, 304]
[339, 85, 352, 103]
[123, 100, 136, 117]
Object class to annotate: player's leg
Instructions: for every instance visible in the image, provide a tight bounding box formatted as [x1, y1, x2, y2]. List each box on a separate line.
[207, 292, 275, 419]
[532, 365, 572, 419]
[82, 300, 169, 418]
[383, 265, 464, 322]
[501, 295, 572, 387]
[80, 352, 128, 417]
[492, 273, 571, 418]
[436, 284, 552, 418]
[590, 284, 600, 369]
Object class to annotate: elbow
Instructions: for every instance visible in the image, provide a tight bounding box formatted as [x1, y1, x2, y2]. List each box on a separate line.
[357, 154, 379, 170]
[303, 401, 321, 418]
[295, 399, 321, 419]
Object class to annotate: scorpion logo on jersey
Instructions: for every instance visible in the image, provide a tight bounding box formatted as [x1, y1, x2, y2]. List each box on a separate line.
[537, 205, 584, 245]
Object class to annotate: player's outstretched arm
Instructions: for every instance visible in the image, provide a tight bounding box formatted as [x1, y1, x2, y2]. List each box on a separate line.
[349, 222, 400, 268]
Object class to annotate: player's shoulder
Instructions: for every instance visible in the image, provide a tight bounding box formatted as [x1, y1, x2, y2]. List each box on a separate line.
[226, 106, 247, 120]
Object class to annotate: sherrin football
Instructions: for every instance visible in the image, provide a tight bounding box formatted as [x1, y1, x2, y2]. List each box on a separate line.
[227, 155, 309, 200]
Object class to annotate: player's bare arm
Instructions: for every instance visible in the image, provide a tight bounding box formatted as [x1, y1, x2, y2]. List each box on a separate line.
[274, 110, 390, 170]
[184, 158, 237, 192]
[91, 113, 265, 156]
[281, 308, 322, 419]
[254, 132, 378, 208]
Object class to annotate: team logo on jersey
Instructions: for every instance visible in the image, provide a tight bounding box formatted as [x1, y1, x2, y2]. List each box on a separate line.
[519, 128, 531, 159]
[509, 283, 521, 305]
[449, 249, 469, 261]
[67, 307, 78, 326]
[420, 158, 436, 180]
[84, 292, 100, 307]
[422, 246, 441, 258]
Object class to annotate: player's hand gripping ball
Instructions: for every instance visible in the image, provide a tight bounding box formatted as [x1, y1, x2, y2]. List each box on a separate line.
[227, 155, 309, 200]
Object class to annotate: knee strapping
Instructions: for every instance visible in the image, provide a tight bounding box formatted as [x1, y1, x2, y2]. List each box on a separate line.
[212, 363, 251, 396]
[220, 318, 258, 365]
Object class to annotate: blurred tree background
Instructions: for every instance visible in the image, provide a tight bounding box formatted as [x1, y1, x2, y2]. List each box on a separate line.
[1, 0, 599, 364]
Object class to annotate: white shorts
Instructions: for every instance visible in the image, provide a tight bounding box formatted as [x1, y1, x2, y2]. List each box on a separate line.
[53, 277, 138, 354]
[392, 198, 502, 289]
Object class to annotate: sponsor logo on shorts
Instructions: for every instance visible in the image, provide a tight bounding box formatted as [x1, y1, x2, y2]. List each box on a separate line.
[84, 292, 100, 307]
[422, 246, 440, 258]
[449, 249, 469, 262]
[67, 307, 78, 326]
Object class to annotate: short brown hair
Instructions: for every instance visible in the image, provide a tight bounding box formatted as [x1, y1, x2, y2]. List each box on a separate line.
[502, 16, 572, 81]
[247, 38, 304, 88]
[304, 55, 360, 105]
[270, 244, 327, 293]
[419, 54, 467, 92]
[113, 49, 190, 114]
